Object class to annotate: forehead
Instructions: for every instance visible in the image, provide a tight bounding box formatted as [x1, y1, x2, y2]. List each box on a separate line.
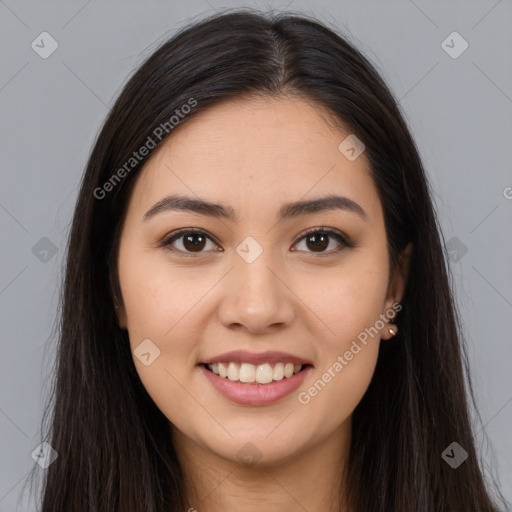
[126, 95, 382, 223]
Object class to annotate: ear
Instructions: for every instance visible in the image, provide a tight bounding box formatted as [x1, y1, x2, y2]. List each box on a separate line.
[110, 273, 128, 329]
[112, 290, 128, 330]
[381, 242, 413, 339]
[385, 242, 413, 307]
[115, 303, 128, 330]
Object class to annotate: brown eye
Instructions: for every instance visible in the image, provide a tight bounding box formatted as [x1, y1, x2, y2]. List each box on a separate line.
[292, 228, 351, 254]
[305, 232, 329, 252]
[182, 232, 207, 252]
[162, 229, 219, 255]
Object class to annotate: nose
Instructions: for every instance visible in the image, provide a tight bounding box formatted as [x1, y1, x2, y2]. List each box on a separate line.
[217, 253, 296, 334]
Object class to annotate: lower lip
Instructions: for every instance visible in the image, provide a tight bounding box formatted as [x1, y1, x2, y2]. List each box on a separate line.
[199, 364, 312, 406]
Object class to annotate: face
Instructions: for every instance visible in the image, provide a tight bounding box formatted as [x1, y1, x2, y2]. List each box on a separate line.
[115, 95, 409, 467]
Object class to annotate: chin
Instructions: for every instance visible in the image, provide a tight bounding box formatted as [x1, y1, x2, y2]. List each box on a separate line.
[195, 428, 307, 468]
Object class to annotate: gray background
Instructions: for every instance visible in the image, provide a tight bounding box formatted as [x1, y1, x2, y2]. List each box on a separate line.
[1, 0, 511, 510]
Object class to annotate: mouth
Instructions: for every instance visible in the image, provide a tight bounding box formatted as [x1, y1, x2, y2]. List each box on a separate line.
[200, 361, 313, 385]
[197, 350, 314, 405]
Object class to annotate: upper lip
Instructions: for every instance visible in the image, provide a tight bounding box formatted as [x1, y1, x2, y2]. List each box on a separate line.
[200, 350, 313, 366]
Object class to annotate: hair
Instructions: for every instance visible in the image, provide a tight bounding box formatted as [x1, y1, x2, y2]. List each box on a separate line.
[23, 7, 508, 512]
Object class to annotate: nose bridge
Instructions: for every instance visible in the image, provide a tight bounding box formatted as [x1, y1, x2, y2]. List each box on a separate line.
[234, 240, 281, 306]
[237, 246, 278, 301]
[218, 238, 295, 331]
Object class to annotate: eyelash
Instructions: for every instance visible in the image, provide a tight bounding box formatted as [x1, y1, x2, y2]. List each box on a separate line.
[160, 226, 354, 258]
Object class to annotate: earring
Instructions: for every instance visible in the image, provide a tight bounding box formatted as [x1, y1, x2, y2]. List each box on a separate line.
[388, 326, 397, 337]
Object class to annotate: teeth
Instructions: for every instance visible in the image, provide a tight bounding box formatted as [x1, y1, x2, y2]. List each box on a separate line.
[218, 362, 227, 378]
[239, 363, 255, 383]
[284, 363, 294, 378]
[227, 362, 240, 381]
[273, 362, 284, 381]
[206, 361, 304, 384]
[256, 363, 273, 384]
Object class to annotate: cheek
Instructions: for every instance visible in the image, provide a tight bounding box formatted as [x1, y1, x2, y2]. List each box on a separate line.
[291, 254, 388, 415]
[117, 248, 217, 405]
[295, 253, 390, 351]
[297, 343, 379, 439]
[118, 258, 206, 424]
[118, 243, 207, 343]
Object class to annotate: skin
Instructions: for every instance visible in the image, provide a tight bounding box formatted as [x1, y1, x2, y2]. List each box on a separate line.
[115, 94, 412, 511]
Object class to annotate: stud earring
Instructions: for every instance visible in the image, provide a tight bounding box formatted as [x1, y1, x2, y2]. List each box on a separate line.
[388, 326, 397, 337]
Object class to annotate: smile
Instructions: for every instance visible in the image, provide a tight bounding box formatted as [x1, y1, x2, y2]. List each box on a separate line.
[206, 361, 305, 384]
[199, 363, 312, 406]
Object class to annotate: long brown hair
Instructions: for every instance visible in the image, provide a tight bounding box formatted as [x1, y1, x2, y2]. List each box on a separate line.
[24, 8, 507, 511]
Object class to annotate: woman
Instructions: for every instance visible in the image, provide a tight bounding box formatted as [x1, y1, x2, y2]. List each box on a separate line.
[29, 8, 507, 511]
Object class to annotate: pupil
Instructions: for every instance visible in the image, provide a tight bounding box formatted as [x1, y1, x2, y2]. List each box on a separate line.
[307, 233, 328, 252]
[184, 233, 206, 251]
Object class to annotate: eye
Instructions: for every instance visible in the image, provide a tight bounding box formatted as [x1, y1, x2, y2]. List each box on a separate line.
[292, 227, 352, 254]
[160, 226, 353, 258]
[161, 228, 220, 257]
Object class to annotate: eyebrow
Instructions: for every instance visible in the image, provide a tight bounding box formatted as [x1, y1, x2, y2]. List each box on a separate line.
[143, 193, 367, 223]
